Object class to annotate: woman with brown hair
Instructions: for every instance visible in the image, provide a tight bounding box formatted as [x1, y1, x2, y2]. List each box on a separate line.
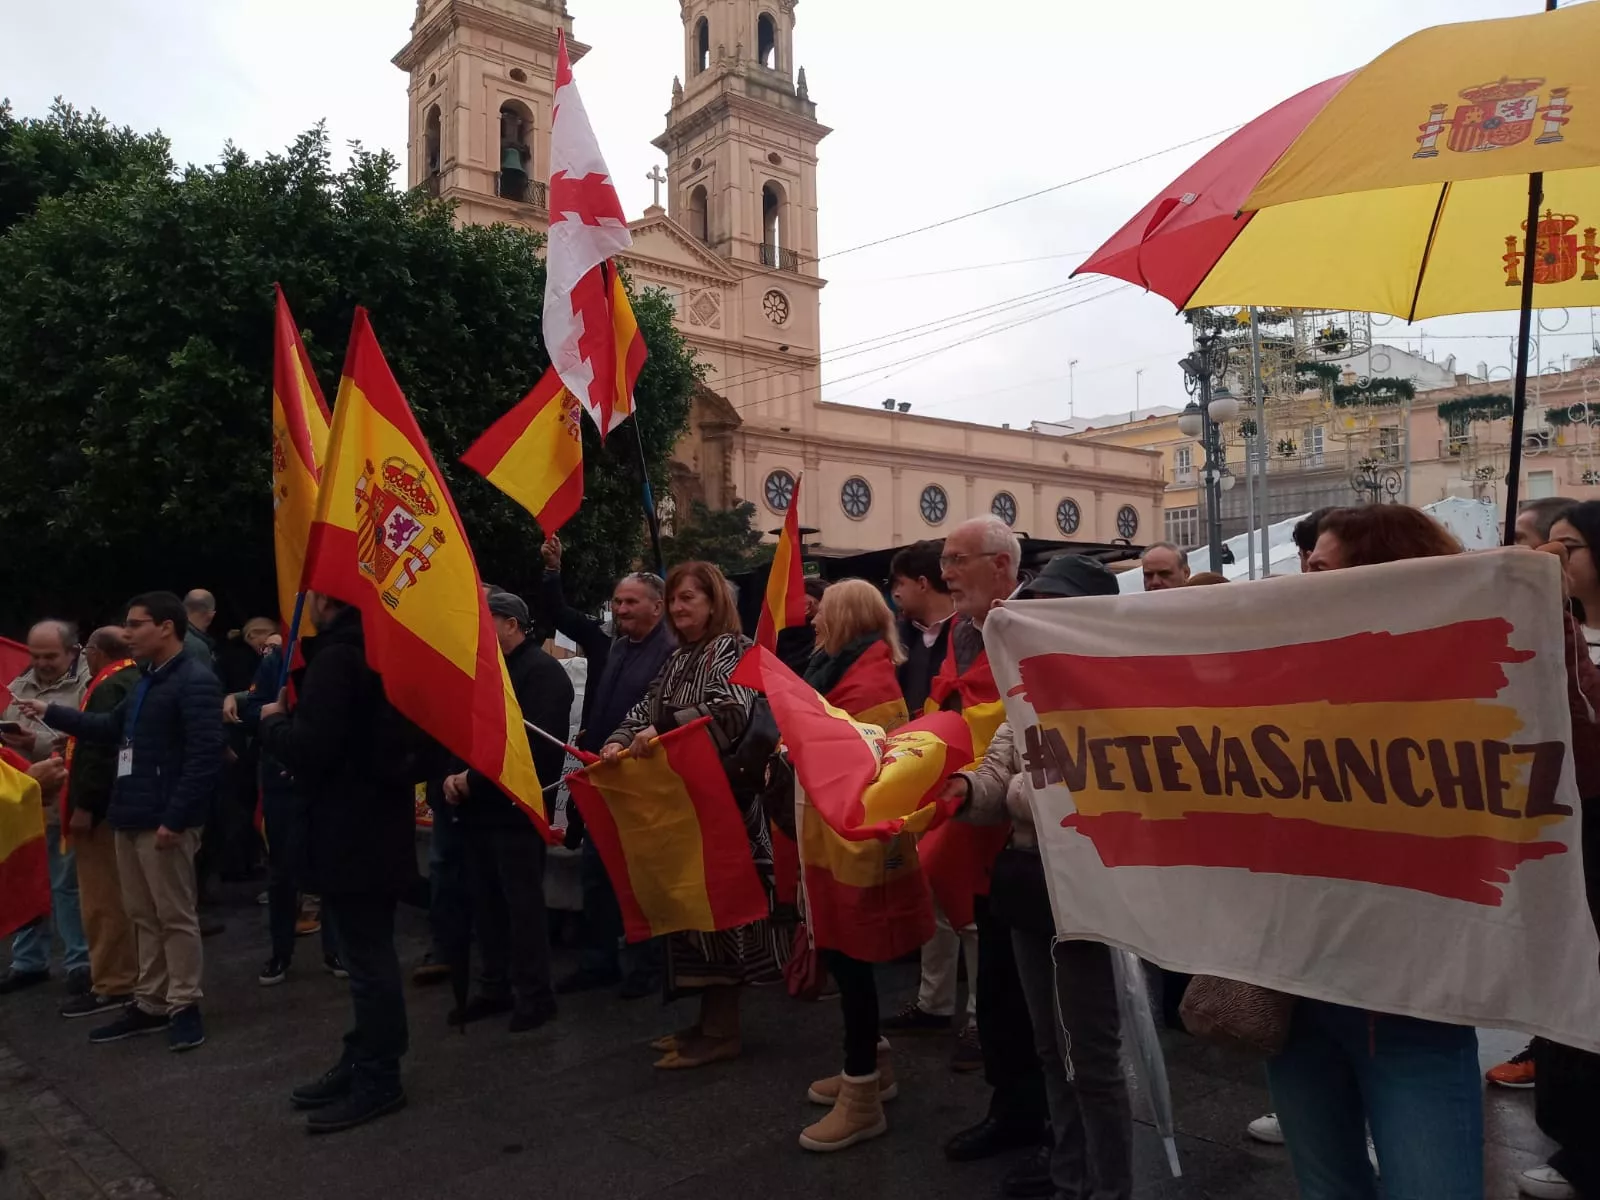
[785, 579, 936, 1152]
[602, 561, 778, 1069]
[1271, 504, 1481, 1199]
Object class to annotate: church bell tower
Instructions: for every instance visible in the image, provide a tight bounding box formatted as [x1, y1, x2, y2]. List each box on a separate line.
[653, 0, 829, 274]
[393, 0, 588, 229]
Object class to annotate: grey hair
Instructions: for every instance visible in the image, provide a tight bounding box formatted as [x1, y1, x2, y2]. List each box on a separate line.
[1141, 541, 1190, 568]
[29, 619, 79, 650]
[970, 515, 1023, 566]
[619, 571, 665, 600]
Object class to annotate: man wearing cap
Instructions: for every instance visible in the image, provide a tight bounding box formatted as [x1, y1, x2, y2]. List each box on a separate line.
[942, 554, 1134, 1200]
[441, 591, 573, 1032]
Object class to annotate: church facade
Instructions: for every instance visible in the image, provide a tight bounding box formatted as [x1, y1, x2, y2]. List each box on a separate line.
[394, 0, 1163, 552]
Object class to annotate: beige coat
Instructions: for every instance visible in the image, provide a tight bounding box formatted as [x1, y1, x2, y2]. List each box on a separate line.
[957, 720, 1039, 850]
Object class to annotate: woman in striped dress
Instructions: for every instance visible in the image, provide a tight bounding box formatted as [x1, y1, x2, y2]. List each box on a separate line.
[602, 560, 781, 1069]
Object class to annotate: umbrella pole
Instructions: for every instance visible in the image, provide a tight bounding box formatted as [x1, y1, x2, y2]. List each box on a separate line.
[1502, 170, 1545, 545]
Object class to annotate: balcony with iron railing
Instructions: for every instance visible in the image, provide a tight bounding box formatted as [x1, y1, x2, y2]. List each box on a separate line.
[760, 243, 802, 272]
[495, 173, 548, 211]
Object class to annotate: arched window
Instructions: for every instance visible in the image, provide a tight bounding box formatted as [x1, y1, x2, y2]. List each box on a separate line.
[695, 17, 710, 74]
[497, 101, 532, 202]
[757, 13, 777, 69]
[424, 104, 442, 177]
[688, 184, 709, 243]
[761, 181, 788, 268]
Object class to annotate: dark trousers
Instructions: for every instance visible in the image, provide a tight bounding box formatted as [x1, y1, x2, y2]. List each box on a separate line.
[262, 790, 336, 964]
[823, 949, 880, 1076]
[1013, 931, 1133, 1200]
[975, 894, 1048, 1128]
[464, 825, 553, 1010]
[323, 893, 407, 1095]
[578, 837, 623, 976]
[427, 807, 470, 961]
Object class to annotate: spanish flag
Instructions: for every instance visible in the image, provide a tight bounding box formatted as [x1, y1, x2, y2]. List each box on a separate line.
[918, 635, 1011, 928]
[304, 308, 550, 833]
[0, 748, 49, 939]
[756, 473, 805, 651]
[461, 366, 584, 535]
[564, 718, 768, 942]
[272, 285, 332, 638]
[609, 265, 647, 433]
[732, 646, 973, 961]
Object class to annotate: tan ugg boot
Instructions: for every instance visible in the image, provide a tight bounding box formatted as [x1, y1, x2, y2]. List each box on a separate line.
[798, 1072, 887, 1152]
[808, 1038, 896, 1104]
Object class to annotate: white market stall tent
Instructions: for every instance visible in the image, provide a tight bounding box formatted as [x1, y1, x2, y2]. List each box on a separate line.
[1116, 497, 1502, 593]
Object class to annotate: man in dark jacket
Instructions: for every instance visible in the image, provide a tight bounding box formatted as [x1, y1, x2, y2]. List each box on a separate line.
[258, 596, 415, 1133]
[27, 592, 222, 1054]
[442, 592, 572, 1032]
[535, 536, 675, 997]
[58, 627, 140, 1021]
[890, 540, 955, 715]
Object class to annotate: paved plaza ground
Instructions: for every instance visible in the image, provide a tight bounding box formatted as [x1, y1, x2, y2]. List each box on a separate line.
[0, 881, 1557, 1200]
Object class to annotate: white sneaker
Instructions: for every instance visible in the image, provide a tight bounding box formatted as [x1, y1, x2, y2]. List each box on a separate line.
[1246, 1113, 1284, 1145]
[1519, 1165, 1577, 1200]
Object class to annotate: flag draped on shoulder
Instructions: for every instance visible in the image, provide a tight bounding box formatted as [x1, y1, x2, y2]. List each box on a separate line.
[303, 308, 549, 833]
[272, 285, 332, 638]
[564, 718, 768, 942]
[756, 475, 806, 651]
[461, 366, 584, 535]
[545, 32, 646, 439]
[0, 748, 49, 939]
[918, 629, 1011, 926]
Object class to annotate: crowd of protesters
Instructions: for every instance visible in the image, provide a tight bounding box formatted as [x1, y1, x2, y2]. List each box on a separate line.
[3, 500, 1598, 1198]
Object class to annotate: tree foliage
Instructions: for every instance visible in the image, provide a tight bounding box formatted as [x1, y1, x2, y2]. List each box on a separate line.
[0, 114, 698, 632]
[661, 499, 773, 578]
[0, 99, 172, 234]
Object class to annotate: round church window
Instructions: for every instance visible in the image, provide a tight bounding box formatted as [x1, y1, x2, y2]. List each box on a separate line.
[841, 476, 872, 520]
[991, 492, 1017, 527]
[1056, 497, 1081, 536]
[920, 484, 949, 526]
[763, 290, 791, 325]
[764, 469, 797, 513]
[1116, 505, 1140, 539]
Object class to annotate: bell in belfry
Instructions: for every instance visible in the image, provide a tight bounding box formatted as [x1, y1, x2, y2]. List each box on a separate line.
[501, 145, 526, 176]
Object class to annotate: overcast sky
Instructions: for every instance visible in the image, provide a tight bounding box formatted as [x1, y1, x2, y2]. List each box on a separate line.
[6, 0, 1597, 426]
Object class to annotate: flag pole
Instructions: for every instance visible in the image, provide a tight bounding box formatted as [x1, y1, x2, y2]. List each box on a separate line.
[276, 590, 309, 691]
[629, 420, 666, 577]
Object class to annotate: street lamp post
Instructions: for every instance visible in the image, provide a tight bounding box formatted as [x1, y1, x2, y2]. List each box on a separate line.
[1179, 331, 1238, 569]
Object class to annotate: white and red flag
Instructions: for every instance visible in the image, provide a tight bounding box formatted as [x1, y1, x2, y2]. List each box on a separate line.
[545, 31, 643, 439]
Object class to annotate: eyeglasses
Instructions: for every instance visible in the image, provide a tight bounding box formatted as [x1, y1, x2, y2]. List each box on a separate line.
[939, 551, 999, 570]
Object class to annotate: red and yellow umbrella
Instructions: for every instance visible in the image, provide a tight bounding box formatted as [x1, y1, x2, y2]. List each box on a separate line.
[1075, 1, 1599, 530]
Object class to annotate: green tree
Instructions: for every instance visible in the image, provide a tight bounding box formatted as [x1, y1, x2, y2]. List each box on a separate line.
[0, 98, 173, 233]
[0, 118, 697, 631]
[661, 499, 773, 577]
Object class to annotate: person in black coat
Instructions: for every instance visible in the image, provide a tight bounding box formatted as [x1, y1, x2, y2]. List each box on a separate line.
[258, 597, 419, 1134]
[441, 591, 572, 1032]
[534, 536, 675, 997]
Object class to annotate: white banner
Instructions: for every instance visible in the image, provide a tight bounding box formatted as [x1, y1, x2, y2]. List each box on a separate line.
[984, 550, 1600, 1051]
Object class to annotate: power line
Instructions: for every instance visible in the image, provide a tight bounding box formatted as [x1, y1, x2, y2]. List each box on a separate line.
[836, 250, 1093, 285]
[727, 281, 1134, 417]
[816, 124, 1241, 263]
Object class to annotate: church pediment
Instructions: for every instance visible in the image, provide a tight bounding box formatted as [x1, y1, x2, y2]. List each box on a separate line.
[620, 211, 739, 284]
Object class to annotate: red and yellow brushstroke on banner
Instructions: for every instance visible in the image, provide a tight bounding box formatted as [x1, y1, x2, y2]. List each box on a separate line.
[565, 718, 767, 943]
[733, 646, 972, 960]
[0, 748, 49, 939]
[1015, 619, 1569, 906]
[461, 366, 584, 536]
[272, 285, 332, 639]
[303, 308, 549, 833]
[756, 474, 806, 652]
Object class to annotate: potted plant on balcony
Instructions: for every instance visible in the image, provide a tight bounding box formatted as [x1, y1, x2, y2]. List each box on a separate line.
[1276, 437, 1298, 458]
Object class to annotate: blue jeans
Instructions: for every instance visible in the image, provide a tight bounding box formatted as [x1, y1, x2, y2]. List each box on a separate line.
[1267, 999, 1482, 1200]
[11, 826, 89, 975]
